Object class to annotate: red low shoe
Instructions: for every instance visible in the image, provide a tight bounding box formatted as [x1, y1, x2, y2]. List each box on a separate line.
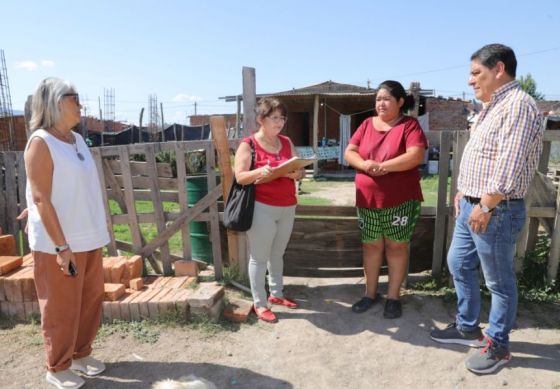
[268, 296, 298, 309]
[254, 306, 277, 323]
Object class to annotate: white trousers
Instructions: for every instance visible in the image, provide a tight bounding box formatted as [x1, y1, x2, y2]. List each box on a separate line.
[246, 201, 296, 308]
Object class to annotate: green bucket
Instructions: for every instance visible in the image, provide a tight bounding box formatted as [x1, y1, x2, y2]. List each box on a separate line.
[186, 175, 219, 264]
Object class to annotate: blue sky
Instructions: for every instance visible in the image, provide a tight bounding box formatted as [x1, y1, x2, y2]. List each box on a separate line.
[1, 0, 559, 124]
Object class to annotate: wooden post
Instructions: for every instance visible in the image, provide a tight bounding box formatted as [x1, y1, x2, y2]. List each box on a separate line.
[431, 131, 451, 276]
[312, 95, 319, 176]
[236, 95, 241, 138]
[24, 95, 33, 139]
[210, 116, 239, 270]
[236, 66, 258, 277]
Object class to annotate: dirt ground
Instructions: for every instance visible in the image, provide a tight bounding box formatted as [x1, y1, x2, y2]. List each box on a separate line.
[1, 275, 559, 389]
[1, 182, 559, 388]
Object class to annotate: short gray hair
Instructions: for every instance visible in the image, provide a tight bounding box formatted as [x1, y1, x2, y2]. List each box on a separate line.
[29, 77, 77, 131]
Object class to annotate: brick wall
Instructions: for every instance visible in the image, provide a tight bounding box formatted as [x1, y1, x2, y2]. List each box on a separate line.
[425, 97, 469, 131]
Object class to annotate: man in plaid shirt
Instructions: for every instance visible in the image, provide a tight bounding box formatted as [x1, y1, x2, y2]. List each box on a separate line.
[430, 43, 544, 374]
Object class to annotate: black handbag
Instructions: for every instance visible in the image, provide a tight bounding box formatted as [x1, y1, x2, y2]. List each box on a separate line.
[223, 139, 256, 232]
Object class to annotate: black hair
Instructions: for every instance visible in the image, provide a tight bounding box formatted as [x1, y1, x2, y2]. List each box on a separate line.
[470, 43, 517, 78]
[376, 80, 415, 114]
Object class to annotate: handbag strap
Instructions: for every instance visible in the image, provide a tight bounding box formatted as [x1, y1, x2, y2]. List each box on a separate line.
[248, 137, 255, 170]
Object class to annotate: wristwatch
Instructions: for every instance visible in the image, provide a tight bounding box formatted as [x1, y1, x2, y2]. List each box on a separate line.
[479, 203, 494, 214]
[55, 243, 70, 253]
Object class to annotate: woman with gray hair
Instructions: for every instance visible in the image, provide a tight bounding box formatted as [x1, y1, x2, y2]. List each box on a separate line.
[25, 77, 109, 389]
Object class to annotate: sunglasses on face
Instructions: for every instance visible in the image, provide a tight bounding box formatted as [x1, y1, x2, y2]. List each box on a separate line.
[63, 93, 80, 105]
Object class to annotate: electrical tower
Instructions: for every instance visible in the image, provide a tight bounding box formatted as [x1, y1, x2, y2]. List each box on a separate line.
[0, 49, 15, 151]
[104, 88, 115, 133]
[148, 94, 159, 140]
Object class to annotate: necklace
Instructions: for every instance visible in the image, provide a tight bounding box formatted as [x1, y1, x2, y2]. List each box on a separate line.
[50, 127, 85, 161]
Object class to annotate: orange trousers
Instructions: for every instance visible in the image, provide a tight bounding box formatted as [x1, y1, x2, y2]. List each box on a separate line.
[33, 248, 104, 372]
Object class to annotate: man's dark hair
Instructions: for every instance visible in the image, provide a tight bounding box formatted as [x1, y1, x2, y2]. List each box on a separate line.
[471, 43, 517, 78]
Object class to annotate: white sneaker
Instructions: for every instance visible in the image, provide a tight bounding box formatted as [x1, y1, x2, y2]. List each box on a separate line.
[70, 355, 106, 376]
[46, 370, 85, 389]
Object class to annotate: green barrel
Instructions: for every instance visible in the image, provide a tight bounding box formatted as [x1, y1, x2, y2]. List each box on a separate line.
[186, 175, 216, 264]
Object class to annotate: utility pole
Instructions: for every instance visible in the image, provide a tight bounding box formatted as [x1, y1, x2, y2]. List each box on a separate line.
[194, 101, 197, 116]
[160, 102, 165, 142]
[98, 96, 103, 146]
[139, 107, 144, 143]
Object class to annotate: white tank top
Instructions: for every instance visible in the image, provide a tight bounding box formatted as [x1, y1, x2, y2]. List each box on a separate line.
[25, 129, 110, 254]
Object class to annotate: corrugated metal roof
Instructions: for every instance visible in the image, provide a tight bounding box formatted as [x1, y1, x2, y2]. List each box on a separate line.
[270, 81, 376, 96]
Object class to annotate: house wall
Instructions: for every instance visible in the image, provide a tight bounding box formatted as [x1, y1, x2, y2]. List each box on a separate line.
[0, 115, 27, 151]
[425, 97, 469, 131]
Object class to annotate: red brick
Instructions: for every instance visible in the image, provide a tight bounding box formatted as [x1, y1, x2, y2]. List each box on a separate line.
[147, 289, 171, 319]
[20, 268, 37, 302]
[174, 260, 199, 277]
[0, 235, 16, 256]
[102, 301, 112, 322]
[223, 297, 253, 323]
[3, 275, 23, 302]
[110, 259, 127, 284]
[125, 255, 143, 284]
[167, 276, 190, 289]
[129, 278, 144, 291]
[102, 257, 118, 282]
[104, 283, 126, 301]
[110, 301, 122, 321]
[0, 256, 23, 275]
[137, 288, 161, 319]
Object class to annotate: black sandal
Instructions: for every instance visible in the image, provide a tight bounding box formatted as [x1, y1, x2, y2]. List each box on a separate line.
[351, 294, 380, 313]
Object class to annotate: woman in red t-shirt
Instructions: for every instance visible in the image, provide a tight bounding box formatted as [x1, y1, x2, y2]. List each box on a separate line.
[344, 80, 428, 319]
[233, 97, 305, 323]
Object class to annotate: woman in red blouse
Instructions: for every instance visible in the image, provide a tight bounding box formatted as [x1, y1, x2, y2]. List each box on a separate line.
[234, 97, 305, 323]
[344, 80, 428, 318]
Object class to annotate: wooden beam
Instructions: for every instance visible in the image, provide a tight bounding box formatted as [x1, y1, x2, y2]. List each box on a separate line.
[211, 116, 239, 270]
[432, 131, 451, 276]
[174, 142, 192, 262]
[145, 145, 172, 275]
[91, 148, 118, 256]
[312, 95, 319, 176]
[140, 186, 223, 257]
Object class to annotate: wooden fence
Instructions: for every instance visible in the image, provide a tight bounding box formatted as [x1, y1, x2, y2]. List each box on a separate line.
[1, 124, 559, 282]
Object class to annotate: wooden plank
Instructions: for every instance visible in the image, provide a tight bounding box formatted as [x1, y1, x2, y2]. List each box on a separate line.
[547, 182, 560, 282]
[145, 145, 172, 275]
[118, 147, 144, 254]
[110, 175, 178, 191]
[107, 189, 179, 203]
[102, 158, 127, 212]
[140, 186, 223, 257]
[205, 143, 223, 280]
[16, 153, 28, 253]
[432, 131, 451, 276]
[108, 159, 173, 178]
[312, 95, 319, 176]
[4, 153, 19, 239]
[174, 142, 191, 261]
[210, 115, 239, 269]
[91, 148, 118, 256]
[446, 130, 469, 259]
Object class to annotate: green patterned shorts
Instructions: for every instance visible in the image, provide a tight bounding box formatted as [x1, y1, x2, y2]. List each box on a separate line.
[357, 200, 421, 243]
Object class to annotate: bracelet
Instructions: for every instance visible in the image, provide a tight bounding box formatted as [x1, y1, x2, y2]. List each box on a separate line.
[55, 243, 70, 253]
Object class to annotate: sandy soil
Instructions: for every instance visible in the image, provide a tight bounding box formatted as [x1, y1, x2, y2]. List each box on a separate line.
[1, 275, 559, 389]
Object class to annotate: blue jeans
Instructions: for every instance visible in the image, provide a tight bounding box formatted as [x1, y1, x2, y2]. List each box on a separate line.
[447, 197, 525, 348]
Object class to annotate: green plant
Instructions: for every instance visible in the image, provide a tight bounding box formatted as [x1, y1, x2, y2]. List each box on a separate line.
[222, 263, 250, 289]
